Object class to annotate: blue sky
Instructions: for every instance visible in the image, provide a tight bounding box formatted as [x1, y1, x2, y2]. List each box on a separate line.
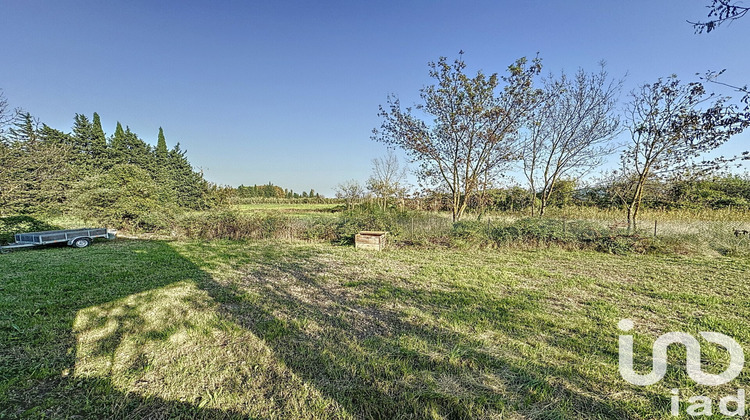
[1, 1, 749, 196]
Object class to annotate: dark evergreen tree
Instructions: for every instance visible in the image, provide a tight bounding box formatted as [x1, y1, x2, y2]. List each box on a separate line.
[0, 103, 215, 224]
[91, 112, 108, 168]
[153, 127, 175, 204]
[167, 143, 211, 209]
[110, 125, 155, 170]
[38, 124, 71, 145]
[110, 122, 126, 163]
[113, 122, 125, 142]
[1, 115, 72, 214]
[71, 113, 95, 170]
[8, 112, 39, 144]
[72, 163, 170, 230]
[156, 127, 168, 164]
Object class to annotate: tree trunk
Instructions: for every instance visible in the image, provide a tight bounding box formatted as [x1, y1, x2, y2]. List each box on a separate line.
[451, 188, 462, 222]
[627, 174, 648, 233]
[632, 199, 642, 233]
[451, 191, 469, 222]
[456, 200, 468, 222]
[626, 204, 634, 234]
[539, 179, 556, 217]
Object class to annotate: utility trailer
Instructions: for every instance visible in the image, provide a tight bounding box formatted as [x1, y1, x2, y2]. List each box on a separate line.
[0, 228, 115, 252]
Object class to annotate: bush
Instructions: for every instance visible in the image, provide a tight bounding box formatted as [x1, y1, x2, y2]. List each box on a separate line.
[175, 208, 748, 257]
[176, 207, 418, 245]
[332, 209, 406, 244]
[591, 234, 656, 255]
[490, 218, 596, 243]
[71, 164, 175, 231]
[176, 211, 297, 240]
[448, 218, 655, 254]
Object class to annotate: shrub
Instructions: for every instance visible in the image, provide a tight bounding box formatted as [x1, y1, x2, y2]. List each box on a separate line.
[490, 218, 582, 243]
[176, 207, 419, 244]
[175, 208, 750, 257]
[71, 164, 175, 231]
[453, 217, 654, 254]
[175, 211, 297, 240]
[332, 208, 406, 245]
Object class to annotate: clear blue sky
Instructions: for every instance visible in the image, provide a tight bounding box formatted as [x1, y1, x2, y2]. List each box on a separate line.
[2, 1, 749, 196]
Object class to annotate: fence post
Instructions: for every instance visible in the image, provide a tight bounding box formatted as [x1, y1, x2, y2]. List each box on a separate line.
[654, 220, 657, 237]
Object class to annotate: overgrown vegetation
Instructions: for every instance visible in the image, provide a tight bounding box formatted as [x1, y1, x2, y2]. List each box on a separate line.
[171, 203, 750, 257]
[0, 94, 214, 228]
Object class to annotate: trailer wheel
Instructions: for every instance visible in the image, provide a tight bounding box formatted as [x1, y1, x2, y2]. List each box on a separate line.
[72, 237, 92, 248]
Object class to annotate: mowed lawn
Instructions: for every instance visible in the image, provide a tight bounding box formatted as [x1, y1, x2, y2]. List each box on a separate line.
[1, 239, 749, 419]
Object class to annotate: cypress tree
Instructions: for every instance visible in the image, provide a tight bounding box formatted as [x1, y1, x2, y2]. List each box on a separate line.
[91, 112, 107, 168]
[110, 123, 155, 171]
[167, 143, 210, 209]
[72, 113, 92, 153]
[110, 122, 126, 164]
[154, 127, 173, 203]
[114, 121, 125, 140]
[123, 126, 155, 170]
[156, 127, 168, 164]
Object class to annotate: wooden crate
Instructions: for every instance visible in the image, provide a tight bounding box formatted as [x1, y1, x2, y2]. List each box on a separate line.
[355, 231, 387, 251]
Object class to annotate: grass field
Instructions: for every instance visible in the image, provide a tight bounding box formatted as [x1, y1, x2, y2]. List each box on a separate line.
[2, 237, 749, 419]
[234, 203, 340, 215]
[234, 203, 339, 211]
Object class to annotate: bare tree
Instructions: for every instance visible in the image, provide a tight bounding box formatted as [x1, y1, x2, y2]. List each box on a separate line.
[335, 179, 366, 211]
[621, 76, 749, 231]
[522, 64, 622, 216]
[690, 0, 749, 33]
[0, 89, 17, 143]
[700, 69, 750, 110]
[474, 165, 497, 220]
[367, 150, 408, 210]
[373, 52, 542, 221]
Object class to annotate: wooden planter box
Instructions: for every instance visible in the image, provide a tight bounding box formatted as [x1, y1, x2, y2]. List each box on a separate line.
[355, 231, 387, 251]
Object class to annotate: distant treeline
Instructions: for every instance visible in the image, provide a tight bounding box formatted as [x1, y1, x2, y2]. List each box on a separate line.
[234, 183, 321, 199]
[413, 176, 750, 213]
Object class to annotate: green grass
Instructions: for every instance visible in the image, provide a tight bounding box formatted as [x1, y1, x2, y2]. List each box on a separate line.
[2, 238, 749, 418]
[233, 203, 339, 212]
[232, 203, 341, 220]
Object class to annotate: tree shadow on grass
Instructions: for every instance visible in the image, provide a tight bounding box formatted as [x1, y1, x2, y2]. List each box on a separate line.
[0, 239, 247, 419]
[195, 244, 659, 419]
[1, 238, 670, 418]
